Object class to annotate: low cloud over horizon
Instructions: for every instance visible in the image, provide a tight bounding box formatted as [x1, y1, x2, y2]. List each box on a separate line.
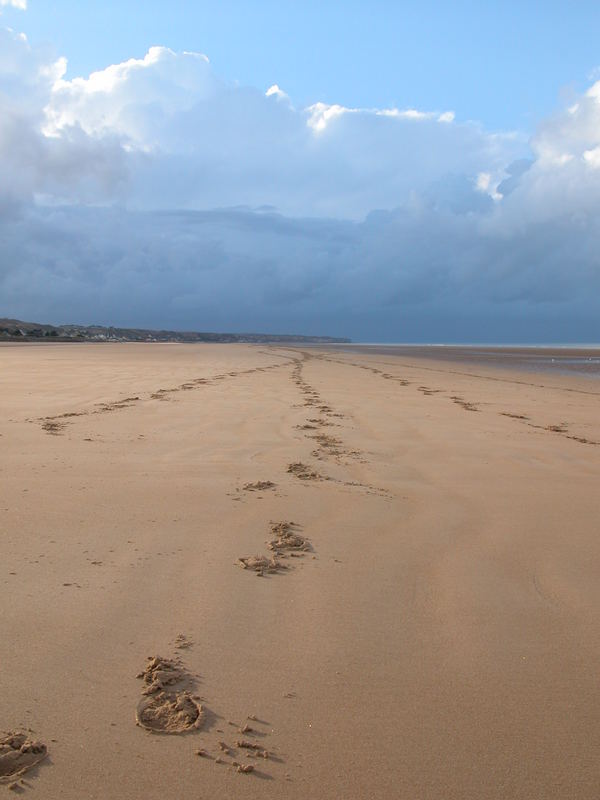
[2, 26, 600, 341]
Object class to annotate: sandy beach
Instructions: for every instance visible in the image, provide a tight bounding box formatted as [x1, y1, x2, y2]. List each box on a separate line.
[2, 342, 600, 799]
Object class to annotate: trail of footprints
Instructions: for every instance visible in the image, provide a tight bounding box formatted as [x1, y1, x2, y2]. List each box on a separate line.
[34, 358, 295, 436]
[93, 354, 353, 780]
[131, 349, 596, 782]
[6, 357, 300, 789]
[288, 355, 391, 495]
[291, 354, 362, 464]
[16, 348, 598, 790]
[238, 521, 312, 577]
[236, 353, 386, 584]
[306, 351, 599, 446]
[130, 351, 595, 784]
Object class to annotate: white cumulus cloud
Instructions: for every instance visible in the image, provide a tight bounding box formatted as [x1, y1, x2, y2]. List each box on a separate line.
[1, 26, 600, 340]
[40, 41, 521, 219]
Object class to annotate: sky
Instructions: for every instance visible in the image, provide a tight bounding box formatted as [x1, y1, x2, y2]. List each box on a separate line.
[1, 1, 600, 341]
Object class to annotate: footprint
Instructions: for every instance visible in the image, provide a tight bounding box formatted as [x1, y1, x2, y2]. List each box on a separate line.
[309, 433, 345, 457]
[237, 555, 286, 577]
[135, 656, 204, 734]
[174, 634, 193, 650]
[268, 521, 311, 554]
[450, 396, 479, 412]
[41, 420, 66, 435]
[0, 732, 47, 784]
[136, 693, 204, 735]
[287, 463, 325, 481]
[242, 481, 276, 492]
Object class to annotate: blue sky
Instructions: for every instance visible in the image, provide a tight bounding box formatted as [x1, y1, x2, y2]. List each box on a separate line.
[1, 1, 600, 341]
[4, 1, 600, 131]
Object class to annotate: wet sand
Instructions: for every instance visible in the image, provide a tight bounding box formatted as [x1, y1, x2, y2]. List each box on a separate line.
[1, 342, 599, 798]
[324, 343, 600, 379]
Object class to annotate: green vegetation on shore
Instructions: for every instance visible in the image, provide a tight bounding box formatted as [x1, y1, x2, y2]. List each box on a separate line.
[0, 318, 350, 344]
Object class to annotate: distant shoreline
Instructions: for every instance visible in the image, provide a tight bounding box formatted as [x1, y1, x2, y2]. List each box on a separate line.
[0, 317, 349, 345]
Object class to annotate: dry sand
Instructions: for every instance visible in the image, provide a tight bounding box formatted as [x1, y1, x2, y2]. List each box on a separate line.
[1, 342, 599, 798]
